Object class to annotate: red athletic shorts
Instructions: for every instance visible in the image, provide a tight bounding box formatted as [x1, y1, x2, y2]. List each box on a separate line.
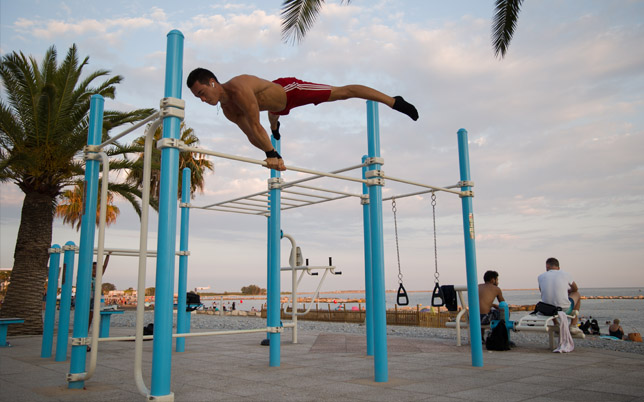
[270, 77, 332, 116]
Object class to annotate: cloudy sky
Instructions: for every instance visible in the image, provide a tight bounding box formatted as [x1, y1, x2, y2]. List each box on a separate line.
[1, 0, 643, 294]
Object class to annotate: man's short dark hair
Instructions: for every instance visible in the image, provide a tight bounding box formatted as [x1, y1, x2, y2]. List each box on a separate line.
[483, 270, 498, 283]
[546, 257, 559, 267]
[186, 68, 218, 88]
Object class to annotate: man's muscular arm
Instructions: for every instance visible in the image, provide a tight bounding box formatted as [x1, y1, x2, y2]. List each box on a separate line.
[226, 78, 285, 171]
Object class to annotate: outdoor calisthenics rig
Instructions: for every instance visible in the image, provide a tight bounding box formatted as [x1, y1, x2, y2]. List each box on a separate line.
[57, 29, 484, 401]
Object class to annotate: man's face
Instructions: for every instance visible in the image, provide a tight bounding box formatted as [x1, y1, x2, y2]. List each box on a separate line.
[493, 277, 499, 286]
[190, 80, 219, 106]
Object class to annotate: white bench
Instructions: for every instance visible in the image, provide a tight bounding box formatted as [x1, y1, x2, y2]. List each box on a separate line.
[444, 286, 491, 346]
[515, 311, 585, 349]
[444, 286, 586, 349]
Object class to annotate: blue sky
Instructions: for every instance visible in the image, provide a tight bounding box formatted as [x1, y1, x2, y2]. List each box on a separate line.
[1, 0, 643, 293]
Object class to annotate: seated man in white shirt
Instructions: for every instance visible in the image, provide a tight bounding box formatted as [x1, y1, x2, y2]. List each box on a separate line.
[538, 257, 582, 332]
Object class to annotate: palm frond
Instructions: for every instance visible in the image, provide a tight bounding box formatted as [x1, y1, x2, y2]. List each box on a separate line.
[281, 0, 326, 45]
[492, 0, 524, 59]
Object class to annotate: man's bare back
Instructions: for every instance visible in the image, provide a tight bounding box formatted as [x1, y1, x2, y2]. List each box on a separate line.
[478, 282, 504, 314]
[224, 75, 287, 113]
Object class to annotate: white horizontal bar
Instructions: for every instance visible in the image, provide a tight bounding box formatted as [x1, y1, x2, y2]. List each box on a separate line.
[203, 204, 268, 213]
[98, 327, 271, 343]
[282, 189, 335, 200]
[99, 112, 161, 149]
[291, 184, 362, 198]
[280, 266, 335, 271]
[382, 175, 462, 195]
[280, 163, 366, 188]
[196, 206, 268, 216]
[200, 189, 269, 209]
[281, 194, 352, 212]
[181, 146, 367, 184]
[174, 328, 271, 338]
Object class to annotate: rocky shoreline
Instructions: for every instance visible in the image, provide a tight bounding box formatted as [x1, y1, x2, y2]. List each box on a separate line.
[110, 311, 644, 356]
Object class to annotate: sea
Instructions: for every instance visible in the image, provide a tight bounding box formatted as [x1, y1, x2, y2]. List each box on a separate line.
[202, 287, 644, 334]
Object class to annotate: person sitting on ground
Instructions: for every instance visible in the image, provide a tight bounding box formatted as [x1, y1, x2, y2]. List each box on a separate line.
[609, 319, 625, 339]
[478, 270, 506, 325]
[187, 68, 419, 171]
[538, 257, 582, 333]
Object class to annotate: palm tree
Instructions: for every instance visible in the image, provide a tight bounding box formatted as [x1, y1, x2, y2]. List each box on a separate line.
[55, 181, 120, 230]
[0, 44, 155, 334]
[280, 0, 524, 58]
[126, 122, 214, 202]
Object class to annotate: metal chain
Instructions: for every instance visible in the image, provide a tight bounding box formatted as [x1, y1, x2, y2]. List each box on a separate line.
[391, 198, 403, 284]
[431, 192, 439, 283]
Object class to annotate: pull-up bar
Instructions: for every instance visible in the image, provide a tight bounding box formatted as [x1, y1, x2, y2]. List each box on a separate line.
[381, 174, 463, 196]
[181, 145, 368, 185]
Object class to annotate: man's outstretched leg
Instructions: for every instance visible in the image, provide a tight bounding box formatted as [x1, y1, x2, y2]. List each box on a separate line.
[329, 85, 419, 121]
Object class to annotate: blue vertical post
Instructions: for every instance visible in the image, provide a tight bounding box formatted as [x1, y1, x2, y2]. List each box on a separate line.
[41, 247, 61, 358]
[176, 168, 191, 352]
[361, 156, 374, 356]
[457, 128, 483, 367]
[366, 101, 388, 382]
[498, 300, 513, 339]
[56, 242, 77, 361]
[267, 137, 281, 366]
[150, 29, 184, 399]
[69, 94, 103, 389]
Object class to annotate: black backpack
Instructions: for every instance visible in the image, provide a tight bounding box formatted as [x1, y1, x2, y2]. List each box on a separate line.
[440, 285, 458, 312]
[143, 323, 154, 336]
[485, 320, 510, 351]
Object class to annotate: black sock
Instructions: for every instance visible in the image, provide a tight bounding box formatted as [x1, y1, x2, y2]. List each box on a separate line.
[392, 96, 419, 121]
[271, 121, 281, 140]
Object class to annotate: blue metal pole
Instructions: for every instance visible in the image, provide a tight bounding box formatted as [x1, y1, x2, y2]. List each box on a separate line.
[176, 168, 191, 352]
[361, 155, 374, 356]
[457, 128, 483, 367]
[69, 94, 103, 389]
[268, 137, 281, 366]
[150, 29, 184, 399]
[56, 241, 77, 361]
[366, 101, 388, 382]
[41, 246, 61, 358]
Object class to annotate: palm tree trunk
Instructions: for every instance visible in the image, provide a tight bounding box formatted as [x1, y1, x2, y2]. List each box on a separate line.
[1, 191, 55, 335]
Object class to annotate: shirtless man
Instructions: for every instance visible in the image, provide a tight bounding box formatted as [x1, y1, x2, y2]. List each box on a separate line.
[187, 68, 419, 171]
[478, 270, 505, 325]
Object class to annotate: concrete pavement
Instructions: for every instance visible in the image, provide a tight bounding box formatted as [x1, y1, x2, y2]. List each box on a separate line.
[1, 327, 643, 401]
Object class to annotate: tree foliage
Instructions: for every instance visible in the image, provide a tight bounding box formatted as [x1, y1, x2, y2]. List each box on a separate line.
[0, 44, 154, 333]
[280, 0, 524, 58]
[241, 284, 266, 295]
[126, 122, 214, 203]
[102, 282, 116, 293]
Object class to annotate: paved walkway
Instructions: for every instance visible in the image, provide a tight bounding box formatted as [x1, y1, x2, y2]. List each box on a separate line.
[1, 328, 643, 401]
